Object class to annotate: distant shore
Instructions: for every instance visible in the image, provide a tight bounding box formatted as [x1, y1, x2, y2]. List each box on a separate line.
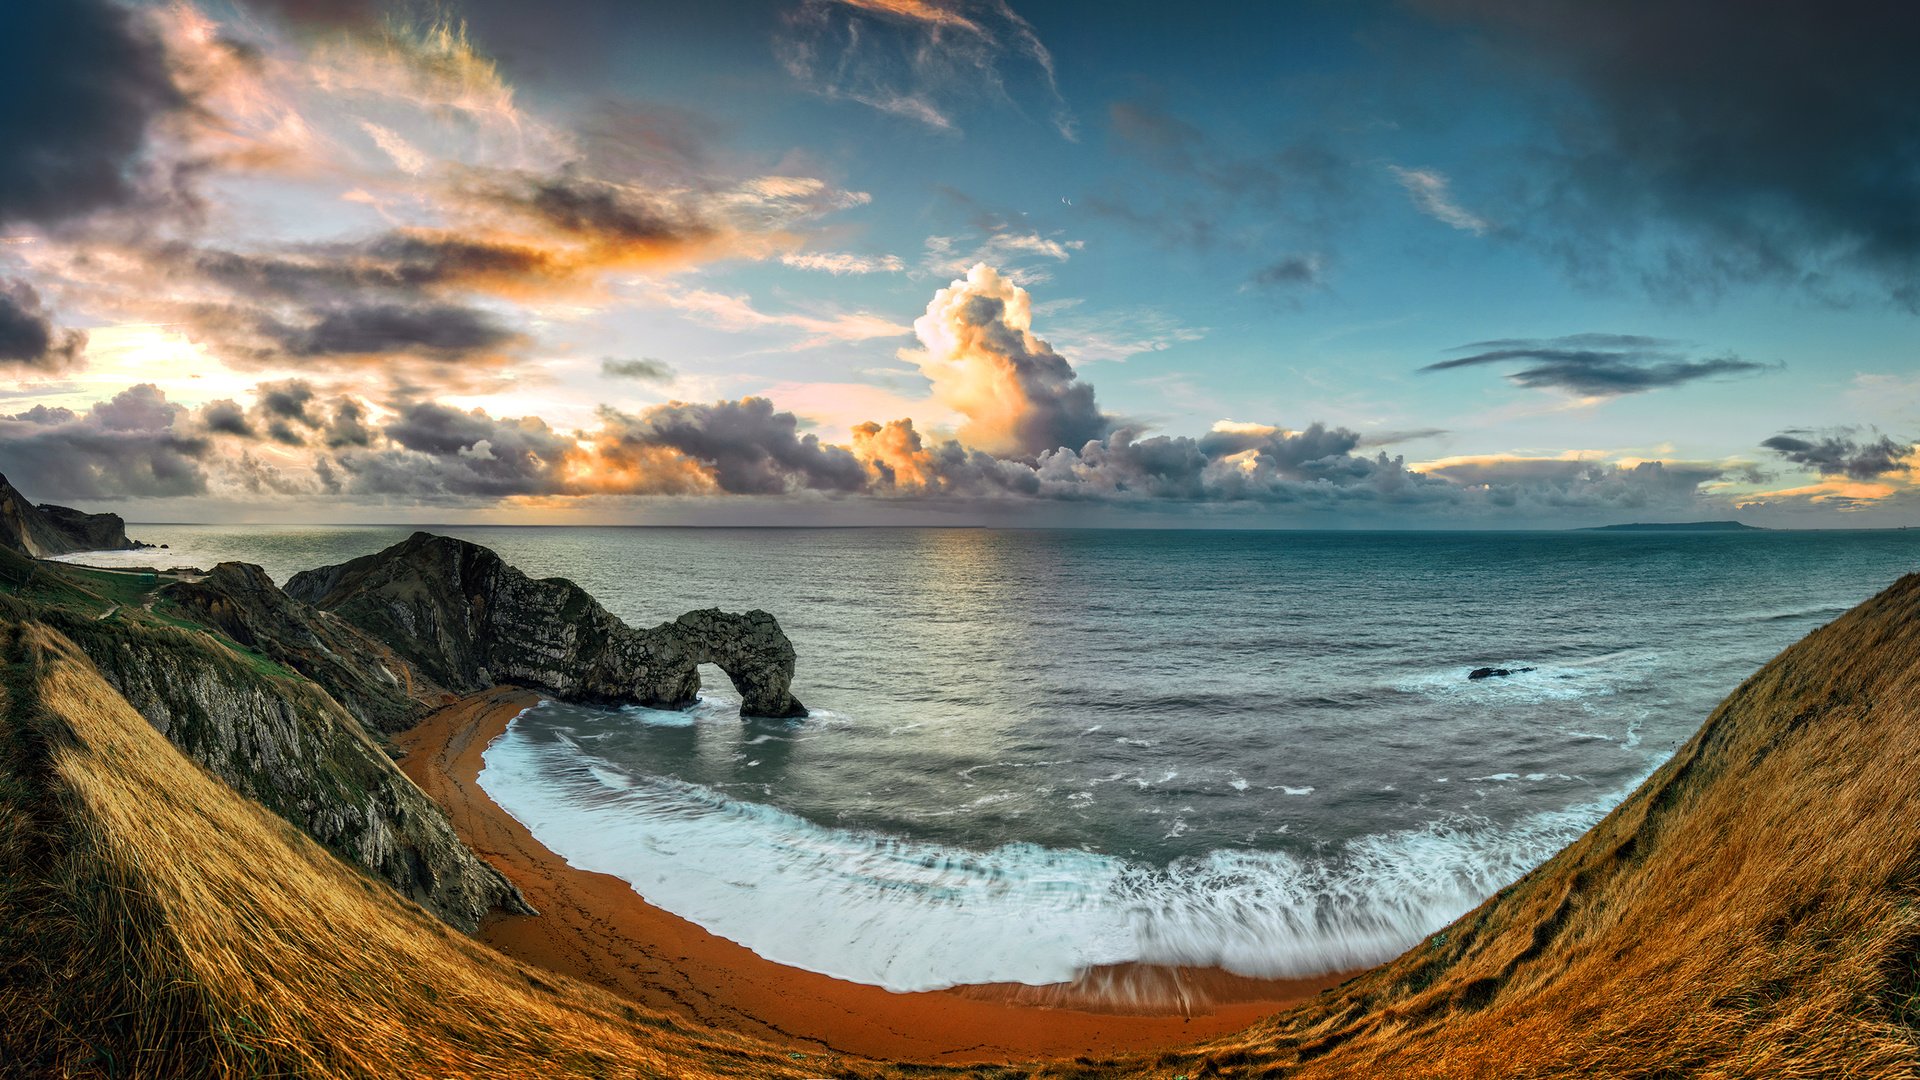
[397, 688, 1347, 1064]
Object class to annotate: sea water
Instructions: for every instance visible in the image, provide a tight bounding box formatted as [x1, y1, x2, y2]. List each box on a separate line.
[64, 526, 1920, 991]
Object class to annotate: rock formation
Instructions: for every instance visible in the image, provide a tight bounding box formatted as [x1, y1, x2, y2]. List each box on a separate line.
[0, 471, 140, 557]
[163, 561, 450, 733]
[1467, 665, 1535, 680]
[286, 532, 807, 718]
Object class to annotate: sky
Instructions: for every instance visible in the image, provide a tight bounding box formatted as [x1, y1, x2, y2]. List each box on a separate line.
[0, 0, 1916, 527]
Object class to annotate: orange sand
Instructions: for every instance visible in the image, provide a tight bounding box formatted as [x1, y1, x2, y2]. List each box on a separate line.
[396, 689, 1347, 1064]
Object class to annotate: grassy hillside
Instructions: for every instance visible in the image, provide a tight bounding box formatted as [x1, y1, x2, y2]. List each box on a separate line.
[6, 561, 1920, 1077]
[0, 621, 881, 1080]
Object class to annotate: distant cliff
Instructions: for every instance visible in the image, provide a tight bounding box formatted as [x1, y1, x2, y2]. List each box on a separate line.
[286, 532, 806, 718]
[0, 472, 139, 556]
[1583, 519, 1765, 532]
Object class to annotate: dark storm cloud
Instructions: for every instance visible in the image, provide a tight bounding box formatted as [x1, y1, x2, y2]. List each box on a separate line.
[271, 302, 518, 359]
[341, 400, 578, 498]
[470, 172, 712, 246]
[0, 384, 209, 498]
[601, 357, 676, 382]
[200, 399, 256, 438]
[1422, 334, 1772, 397]
[0, 1, 185, 228]
[1761, 430, 1914, 480]
[597, 398, 870, 495]
[0, 281, 88, 373]
[1414, 0, 1920, 308]
[187, 235, 555, 300]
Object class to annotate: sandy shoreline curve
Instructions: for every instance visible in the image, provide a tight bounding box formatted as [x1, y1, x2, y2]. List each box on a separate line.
[395, 688, 1351, 1064]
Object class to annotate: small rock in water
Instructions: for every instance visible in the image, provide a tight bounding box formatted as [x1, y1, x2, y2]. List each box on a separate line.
[1468, 666, 1536, 681]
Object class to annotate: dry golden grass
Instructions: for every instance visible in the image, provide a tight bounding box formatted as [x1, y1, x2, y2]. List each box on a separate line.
[10, 571, 1920, 1078]
[0, 621, 909, 1080]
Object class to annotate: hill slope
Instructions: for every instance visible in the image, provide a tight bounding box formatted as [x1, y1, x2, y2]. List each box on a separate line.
[0, 620, 869, 1080]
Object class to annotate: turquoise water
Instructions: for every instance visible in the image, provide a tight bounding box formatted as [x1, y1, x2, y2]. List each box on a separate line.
[65, 525, 1920, 989]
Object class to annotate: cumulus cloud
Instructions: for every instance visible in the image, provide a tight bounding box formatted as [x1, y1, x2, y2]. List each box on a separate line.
[1422, 334, 1772, 397]
[1762, 430, 1915, 480]
[909, 264, 1110, 457]
[0, 384, 209, 498]
[0, 281, 88, 373]
[778, 0, 1076, 138]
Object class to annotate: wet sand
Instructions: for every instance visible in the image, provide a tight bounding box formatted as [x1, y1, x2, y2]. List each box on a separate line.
[396, 688, 1349, 1064]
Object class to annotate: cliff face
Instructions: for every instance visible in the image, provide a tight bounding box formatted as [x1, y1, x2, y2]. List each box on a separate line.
[43, 608, 531, 932]
[163, 561, 450, 733]
[285, 532, 807, 718]
[0, 472, 136, 557]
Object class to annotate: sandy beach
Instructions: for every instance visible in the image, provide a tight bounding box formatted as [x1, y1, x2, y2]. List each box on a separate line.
[396, 688, 1348, 1064]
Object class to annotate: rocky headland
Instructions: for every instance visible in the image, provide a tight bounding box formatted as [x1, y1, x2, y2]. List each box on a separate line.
[0, 471, 143, 557]
[285, 531, 807, 718]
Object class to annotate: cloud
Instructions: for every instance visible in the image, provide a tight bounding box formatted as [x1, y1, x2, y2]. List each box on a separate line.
[591, 398, 870, 495]
[780, 251, 906, 275]
[1422, 334, 1772, 397]
[778, 0, 1076, 139]
[1761, 430, 1915, 480]
[0, 280, 87, 372]
[1387, 166, 1491, 235]
[266, 301, 521, 361]
[1414, 0, 1920, 307]
[0, 384, 209, 498]
[1248, 254, 1327, 291]
[1095, 101, 1356, 285]
[601, 357, 676, 382]
[0, 1, 185, 228]
[909, 264, 1110, 457]
[642, 283, 910, 348]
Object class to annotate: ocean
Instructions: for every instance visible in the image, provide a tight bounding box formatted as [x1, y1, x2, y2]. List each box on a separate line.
[65, 525, 1920, 992]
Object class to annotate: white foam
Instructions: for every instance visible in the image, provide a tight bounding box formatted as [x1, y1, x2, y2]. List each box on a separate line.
[479, 713, 1661, 993]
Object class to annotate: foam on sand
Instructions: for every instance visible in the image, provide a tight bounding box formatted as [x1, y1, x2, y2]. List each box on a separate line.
[479, 708, 1657, 993]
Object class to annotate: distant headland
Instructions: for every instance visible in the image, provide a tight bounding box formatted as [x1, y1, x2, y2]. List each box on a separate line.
[1581, 520, 1767, 532]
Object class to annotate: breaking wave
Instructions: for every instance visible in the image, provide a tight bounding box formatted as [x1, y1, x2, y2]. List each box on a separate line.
[479, 708, 1654, 993]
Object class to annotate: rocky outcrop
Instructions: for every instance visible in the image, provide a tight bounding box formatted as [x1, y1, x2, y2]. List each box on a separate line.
[41, 607, 531, 931]
[0, 472, 140, 557]
[162, 561, 450, 733]
[286, 532, 806, 718]
[1467, 666, 1535, 680]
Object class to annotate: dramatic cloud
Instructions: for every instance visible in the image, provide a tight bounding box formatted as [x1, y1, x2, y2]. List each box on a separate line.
[1762, 430, 1916, 481]
[778, 0, 1076, 138]
[0, 281, 87, 373]
[1416, 0, 1920, 307]
[909, 264, 1110, 457]
[593, 398, 870, 496]
[0, 1, 185, 227]
[270, 302, 519, 360]
[0, 384, 209, 498]
[1422, 334, 1771, 397]
[1388, 166, 1492, 235]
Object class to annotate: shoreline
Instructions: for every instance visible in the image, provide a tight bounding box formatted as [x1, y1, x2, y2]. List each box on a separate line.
[396, 688, 1349, 1064]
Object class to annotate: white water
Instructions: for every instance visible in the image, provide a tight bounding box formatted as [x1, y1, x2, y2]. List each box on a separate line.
[479, 703, 1658, 993]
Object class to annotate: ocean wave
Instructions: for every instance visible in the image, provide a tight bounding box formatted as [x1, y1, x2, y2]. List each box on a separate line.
[479, 711, 1656, 993]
